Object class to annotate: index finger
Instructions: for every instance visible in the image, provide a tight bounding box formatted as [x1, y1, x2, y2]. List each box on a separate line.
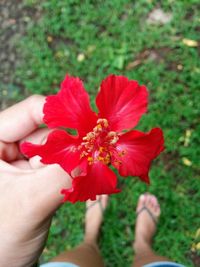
[0, 95, 45, 142]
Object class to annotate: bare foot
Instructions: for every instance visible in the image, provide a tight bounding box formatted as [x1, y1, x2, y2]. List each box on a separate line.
[133, 193, 161, 253]
[84, 195, 109, 244]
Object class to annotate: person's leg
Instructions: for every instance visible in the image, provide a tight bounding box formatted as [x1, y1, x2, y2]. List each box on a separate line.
[50, 195, 108, 267]
[132, 194, 171, 267]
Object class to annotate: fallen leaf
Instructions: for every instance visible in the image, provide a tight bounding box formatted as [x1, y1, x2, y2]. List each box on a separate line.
[184, 129, 192, 146]
[47, 36, 53, 43]
[182, 157, 192, 166]
[77, 53, 85, 62]
[126, 59, 142, 70]
[196, 243, 200, 251]
[177, 64, 183, 70]
[195, 229, 200, 239]
[182, 38, 198, 47]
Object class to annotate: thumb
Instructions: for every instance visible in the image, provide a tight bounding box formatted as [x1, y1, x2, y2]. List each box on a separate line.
[30, 164, 72, 216]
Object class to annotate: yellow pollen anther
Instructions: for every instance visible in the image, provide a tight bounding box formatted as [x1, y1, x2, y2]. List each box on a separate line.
[106, 131, 119, 144]
[87, 157, 94, 165]
[118, 150, 126, 157]
[80, 151, 89, 158]
[99, 146, 105, 153]
[88, 132, 95, 139]
[107, 131, 115, 136]
[93, 124, 103, 133]
[97, 118, 109, 128]
[97, 154, 111, 165]
[110, 136, 118, 144]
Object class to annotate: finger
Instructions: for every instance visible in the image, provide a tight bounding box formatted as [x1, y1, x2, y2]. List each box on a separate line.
[0, 141, 20, 162]
[4, 128, 51, 164]
[0, 159, 24, 173]
[0, 128, 49, 163]
[6, 128, 51, 169]
[11, 160, 32, 169]
[0, 95, 45, 143]
[21, 128, 51, 169]
[30, 164, 72, 215]
[29, 155, 45, 169]
[20, 128, 51, 145]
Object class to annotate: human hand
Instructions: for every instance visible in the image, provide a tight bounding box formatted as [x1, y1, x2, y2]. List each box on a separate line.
[0, 96, 72, 267]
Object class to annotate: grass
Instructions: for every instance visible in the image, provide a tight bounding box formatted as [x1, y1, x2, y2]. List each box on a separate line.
[16, 0, 200, 266]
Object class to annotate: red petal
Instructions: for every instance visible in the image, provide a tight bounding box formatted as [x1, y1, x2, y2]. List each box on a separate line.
[112, 128, 164, 183]
[61, 162, 120, 203]
[43, 75, 97, 136]
[96, 74, 148, 132]
[21, 130, 81, 174]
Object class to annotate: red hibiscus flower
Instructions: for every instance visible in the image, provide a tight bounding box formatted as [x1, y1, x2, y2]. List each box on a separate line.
[21, 74, 164, 203]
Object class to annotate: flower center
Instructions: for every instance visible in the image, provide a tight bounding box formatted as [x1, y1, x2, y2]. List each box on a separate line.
[79, 118, 120, 165]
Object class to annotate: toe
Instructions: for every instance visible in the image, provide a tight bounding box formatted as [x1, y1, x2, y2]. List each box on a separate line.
[149, 195, 156, 210]
[100, 194, 109, 210]
[145, 193, 152, 207]
[149, 194, 161, 218]
[86, 195, 108, 212]
[141, 193, 161, 219]
[150, 195, 161, 216]
[144, 194, 156, 209]
[136, 194, 146, 212]
[151, 195, 158, 207]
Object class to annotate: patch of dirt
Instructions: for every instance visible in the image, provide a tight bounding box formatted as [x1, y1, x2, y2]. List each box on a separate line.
[47, 35, 75, 51]
[126, 46, 187, 74]
[188, 251, 200, 267]
[126, 47, 171, 70]
[0, 0, 41, 110]
[160, 151, 179, 172]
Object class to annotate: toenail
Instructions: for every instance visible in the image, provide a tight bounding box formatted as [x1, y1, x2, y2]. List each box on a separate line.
[140, 194, 145, 201]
